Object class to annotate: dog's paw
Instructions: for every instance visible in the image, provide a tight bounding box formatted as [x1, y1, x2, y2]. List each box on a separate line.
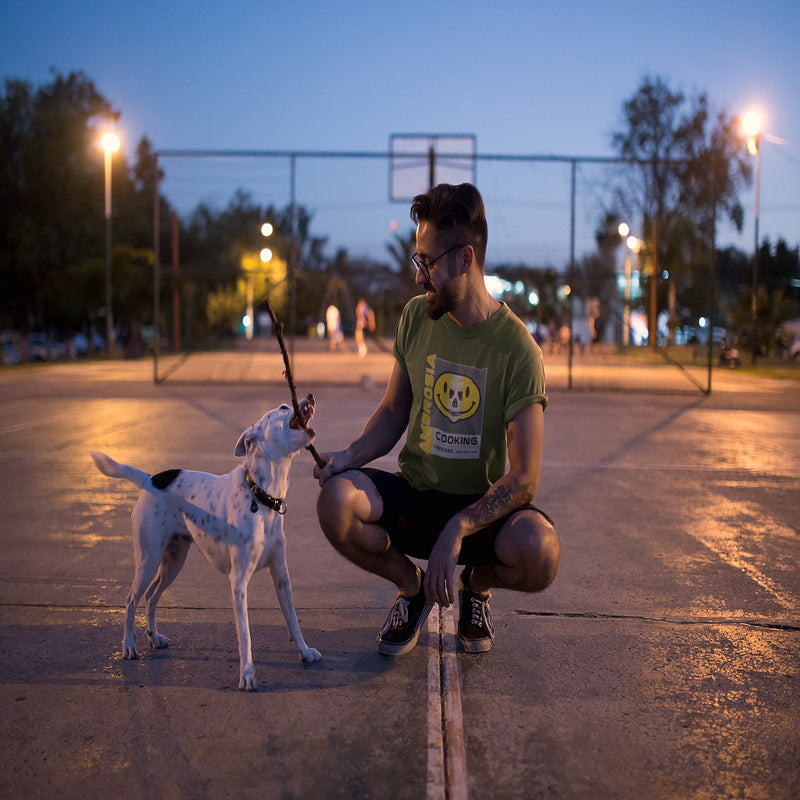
[300, 647, 322, 663]
[148, 632, 170, 649]
[239, 674, 258, 692]
[122, 643, 139, 660]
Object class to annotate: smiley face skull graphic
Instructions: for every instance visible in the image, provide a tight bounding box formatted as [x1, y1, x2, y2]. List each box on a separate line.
[434, 372, 481, 423]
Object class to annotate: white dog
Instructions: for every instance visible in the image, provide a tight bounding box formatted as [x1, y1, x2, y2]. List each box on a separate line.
[91, 395, 321, 691]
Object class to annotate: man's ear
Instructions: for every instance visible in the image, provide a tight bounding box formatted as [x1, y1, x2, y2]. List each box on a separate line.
[458, 243, 474, 276]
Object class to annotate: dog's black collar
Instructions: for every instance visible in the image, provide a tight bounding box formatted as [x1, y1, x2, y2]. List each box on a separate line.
[245, 471, 287, 515]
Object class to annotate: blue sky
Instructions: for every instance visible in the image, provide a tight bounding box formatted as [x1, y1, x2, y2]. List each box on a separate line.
[2, 0, 798, 266]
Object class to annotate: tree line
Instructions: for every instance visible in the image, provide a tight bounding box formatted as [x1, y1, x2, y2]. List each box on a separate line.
[1, 70, 797, 355]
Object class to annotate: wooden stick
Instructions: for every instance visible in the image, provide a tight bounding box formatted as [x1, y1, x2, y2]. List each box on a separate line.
[266, 302, 325, 467]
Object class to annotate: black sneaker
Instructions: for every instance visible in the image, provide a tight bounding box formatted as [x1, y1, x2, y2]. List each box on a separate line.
[458, 566, 495, 653]
[377, 570, 433, 656]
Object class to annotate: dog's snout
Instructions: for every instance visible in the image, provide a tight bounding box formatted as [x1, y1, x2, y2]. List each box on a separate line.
[289, 394, 316, 429]
[300, 394, 315, 414]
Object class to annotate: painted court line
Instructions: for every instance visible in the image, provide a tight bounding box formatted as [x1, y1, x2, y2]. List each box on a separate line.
[426, 605, 445, 800]
[427, 603, 468, 800]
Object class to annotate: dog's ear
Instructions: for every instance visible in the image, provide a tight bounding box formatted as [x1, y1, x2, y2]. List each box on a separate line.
[234, 427, 254, 457]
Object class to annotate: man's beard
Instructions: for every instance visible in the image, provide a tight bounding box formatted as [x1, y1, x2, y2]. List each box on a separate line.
[424, 281, 455, 320]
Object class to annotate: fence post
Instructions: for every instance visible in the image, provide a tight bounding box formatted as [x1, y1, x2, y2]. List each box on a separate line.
[152, 153, 160, 384]
[567, 159, 576, 390]
[289, 153, 297, 365]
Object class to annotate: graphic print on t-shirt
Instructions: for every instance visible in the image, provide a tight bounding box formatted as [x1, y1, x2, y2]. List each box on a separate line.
[419, 354, 486, 459]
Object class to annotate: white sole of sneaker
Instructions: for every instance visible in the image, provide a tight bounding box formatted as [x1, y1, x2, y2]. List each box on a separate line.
[377, 601, 434, 656]
[457, 633, 493, 654]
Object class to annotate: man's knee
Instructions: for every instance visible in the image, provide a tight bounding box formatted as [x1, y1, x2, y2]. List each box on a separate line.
[316, 470, 381, 551]
[530, 518, 560, 589]
[316, 475, 353, 547]
[497, 511, 560, 591]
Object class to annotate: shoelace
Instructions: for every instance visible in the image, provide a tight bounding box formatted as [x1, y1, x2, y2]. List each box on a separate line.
[469, 594, 495, 637]
[383, 597, 410, 632]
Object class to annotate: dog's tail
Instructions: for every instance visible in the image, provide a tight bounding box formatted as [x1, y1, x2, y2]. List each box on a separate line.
[90, 451, 150, 489]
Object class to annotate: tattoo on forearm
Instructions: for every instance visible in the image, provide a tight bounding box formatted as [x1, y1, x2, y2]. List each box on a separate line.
[464, 481, 521, 527]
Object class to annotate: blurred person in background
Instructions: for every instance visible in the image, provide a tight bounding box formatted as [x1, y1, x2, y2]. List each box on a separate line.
[325, 304, 346, 353]
[355, 297, 376, 357]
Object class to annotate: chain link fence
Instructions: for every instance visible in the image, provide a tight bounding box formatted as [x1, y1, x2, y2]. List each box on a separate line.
[151, 146, 716, 393]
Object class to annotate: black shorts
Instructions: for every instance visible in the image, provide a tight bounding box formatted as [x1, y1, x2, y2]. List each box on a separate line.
[358, 468, 554, 566]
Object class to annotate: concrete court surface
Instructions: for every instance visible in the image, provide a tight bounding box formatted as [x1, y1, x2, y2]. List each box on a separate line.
[0, 351, 798, 799]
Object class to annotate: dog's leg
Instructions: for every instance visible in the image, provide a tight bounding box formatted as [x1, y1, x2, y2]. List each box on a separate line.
[230, 573, 258, 691]
[143, 535, 191, 650]
[270, 551, 321, 663]
[123, 495, 172, 659]
[123, 554, 163, 659]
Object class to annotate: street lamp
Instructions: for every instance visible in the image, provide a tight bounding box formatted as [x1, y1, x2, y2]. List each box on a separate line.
[742, 109, 762, 365]
[101, 131, 120, 354]
[618, 223, 641, 346]
[244, 223, 273, 341]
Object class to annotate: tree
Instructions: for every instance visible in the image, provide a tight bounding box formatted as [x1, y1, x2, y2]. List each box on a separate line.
[182, 191, 329, 340]
[613, 77, 686, 227]
[679, 103, 750, 240]
[716, 246, 751, 308]
[729, 286, 796, 356]
[715, 239, 799, 348]
[386, 228, 419, 294]
[205, 251, 288, 336]
[760, 238, 800, 302]
[491, 265, 566, 329]
[120, 136, 165, 248]
[0, 70, 167, 341]
[612, 76, 752, 343]
[0, 71, 120, 331]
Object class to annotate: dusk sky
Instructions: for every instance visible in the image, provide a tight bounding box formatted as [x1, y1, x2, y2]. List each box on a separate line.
[2, 0, 798, 267]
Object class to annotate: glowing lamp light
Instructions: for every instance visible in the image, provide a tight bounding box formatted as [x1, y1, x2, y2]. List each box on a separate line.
[260, 222, 273, 237]
[259, 248, 273, 263]
[101, 131, 120, 154]
[742, 110, 762, 138]
[743, 110, 762, 155]
[618, 222, 630, 237]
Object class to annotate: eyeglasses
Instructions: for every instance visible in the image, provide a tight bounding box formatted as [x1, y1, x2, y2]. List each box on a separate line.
[410, 244, 465, 283]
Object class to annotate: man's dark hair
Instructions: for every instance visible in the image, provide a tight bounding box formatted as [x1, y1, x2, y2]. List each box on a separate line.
[410, 183, 488, 268]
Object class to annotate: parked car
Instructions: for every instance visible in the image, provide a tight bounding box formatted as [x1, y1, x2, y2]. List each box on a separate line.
[27, 333, 66, 361]
[693, 325, 727, 346]
[1, 331, 21, 365]
[71, 331, 105, 357]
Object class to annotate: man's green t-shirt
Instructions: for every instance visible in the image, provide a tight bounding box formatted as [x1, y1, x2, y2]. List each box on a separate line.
[393, 296, 548, 495]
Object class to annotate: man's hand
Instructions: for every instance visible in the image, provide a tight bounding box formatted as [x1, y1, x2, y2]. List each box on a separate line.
[424, 518, 468, 607]
[313, 450, 352, 486]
